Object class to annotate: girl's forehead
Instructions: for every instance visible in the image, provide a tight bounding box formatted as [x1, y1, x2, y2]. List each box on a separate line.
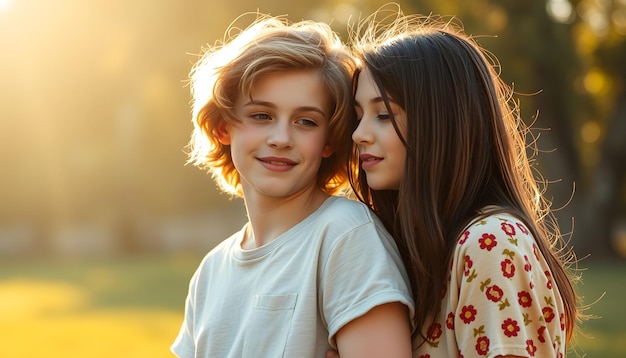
[355, 69, 380, 99]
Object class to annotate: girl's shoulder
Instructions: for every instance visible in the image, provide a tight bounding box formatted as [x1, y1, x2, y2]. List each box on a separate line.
[454, 211, 536, 257]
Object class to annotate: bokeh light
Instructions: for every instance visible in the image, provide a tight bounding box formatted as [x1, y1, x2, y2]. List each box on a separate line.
[581, 120, 602, 144]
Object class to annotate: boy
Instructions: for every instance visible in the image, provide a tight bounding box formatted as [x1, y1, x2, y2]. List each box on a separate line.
[172, 14, 413, 358]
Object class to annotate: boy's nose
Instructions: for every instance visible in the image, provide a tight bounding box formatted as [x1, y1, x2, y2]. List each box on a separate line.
[267, 121, 293, 148]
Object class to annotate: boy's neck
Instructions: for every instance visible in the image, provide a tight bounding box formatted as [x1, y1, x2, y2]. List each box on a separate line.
[240, 189, 329, 250]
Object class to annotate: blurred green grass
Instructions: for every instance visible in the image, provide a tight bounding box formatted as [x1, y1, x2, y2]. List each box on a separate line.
[0, 254, 200, 358]
[0, 254, 623, 357]
[572, 260, 626, 358]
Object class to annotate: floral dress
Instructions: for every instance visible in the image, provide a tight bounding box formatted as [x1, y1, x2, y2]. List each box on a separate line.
[414, 212, 566, 358]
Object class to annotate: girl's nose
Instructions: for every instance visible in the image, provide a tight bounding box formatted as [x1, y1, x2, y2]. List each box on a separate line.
[352, 117, 373, 144]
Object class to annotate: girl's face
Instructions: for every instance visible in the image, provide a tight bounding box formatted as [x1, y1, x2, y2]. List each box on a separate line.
[353, 68, 407, 190]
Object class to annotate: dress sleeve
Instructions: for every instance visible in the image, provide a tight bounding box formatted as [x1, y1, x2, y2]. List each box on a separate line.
[450, 215, 566, 357]
[319, 221, 414, 348]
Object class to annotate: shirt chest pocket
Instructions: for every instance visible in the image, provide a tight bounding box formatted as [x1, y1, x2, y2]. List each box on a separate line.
[242, 293, 298, 358]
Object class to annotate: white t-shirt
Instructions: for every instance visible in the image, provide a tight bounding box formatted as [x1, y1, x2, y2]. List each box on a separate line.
[171, 196, 414, 358]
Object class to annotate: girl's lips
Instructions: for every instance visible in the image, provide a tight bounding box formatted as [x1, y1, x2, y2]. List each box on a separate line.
[360, 154, 383, 170]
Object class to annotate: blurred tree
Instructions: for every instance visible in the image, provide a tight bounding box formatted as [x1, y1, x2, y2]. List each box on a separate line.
[398, 0, 625, 258]
[0, 0, 623, 257]
[568, 0, 626, 258]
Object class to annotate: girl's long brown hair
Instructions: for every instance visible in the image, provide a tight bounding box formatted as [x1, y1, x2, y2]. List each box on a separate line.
[349, 11, 579, 345]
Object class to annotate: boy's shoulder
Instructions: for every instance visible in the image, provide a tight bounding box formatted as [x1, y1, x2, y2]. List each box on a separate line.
[309, 196, 392, 243]
[317, 196, 376, 223]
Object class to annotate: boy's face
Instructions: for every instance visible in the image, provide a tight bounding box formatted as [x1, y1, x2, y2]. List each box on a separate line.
[222, 70, 334, 199]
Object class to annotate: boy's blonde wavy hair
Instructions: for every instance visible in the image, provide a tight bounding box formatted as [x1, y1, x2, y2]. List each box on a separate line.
[187, 14, 356, 197]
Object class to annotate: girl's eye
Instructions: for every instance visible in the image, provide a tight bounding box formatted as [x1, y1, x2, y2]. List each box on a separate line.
[295, 118, 318, 127]
[377, 113, 391, 120]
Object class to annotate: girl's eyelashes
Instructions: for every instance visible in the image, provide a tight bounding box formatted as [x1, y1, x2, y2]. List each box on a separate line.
[354, 102, 394, 121]
[353, 110, 392, 121]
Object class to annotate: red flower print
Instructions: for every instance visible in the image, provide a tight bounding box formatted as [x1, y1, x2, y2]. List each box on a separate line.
[524, 255, 532, 272]
[518, 290, 532, 307]
[475, 336, 490, 356]
[501, 222, 516, 236]
[533, 243, 540, 260]
[460, 305, 477, 324]
[526, 339, 537, 356]
[427, 322, 443, 341]
[501, 258, 516, 278]
[537, 325, 547, 343]
[516, 222, 529, 234]
[446, 312, 455, 330]
[464, 255, 473, 276]
[502, 318, 521, 337]
[545, 270, 553, 289]
[542, 306, 555, 323]
[459, 230, 470, 244]
[560, 312, 565, 331]
[479, 233, 497, 251]
[486, 285, 504, 302]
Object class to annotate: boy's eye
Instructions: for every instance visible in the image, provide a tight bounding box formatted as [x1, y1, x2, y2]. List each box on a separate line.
[295, 118, 318, 127]
[251, 113, 271, 120]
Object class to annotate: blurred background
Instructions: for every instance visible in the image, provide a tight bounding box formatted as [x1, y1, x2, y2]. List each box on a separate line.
[0, 0, 624, 356]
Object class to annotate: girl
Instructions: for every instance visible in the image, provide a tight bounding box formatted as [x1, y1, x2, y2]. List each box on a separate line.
[341, 11, 580, 358]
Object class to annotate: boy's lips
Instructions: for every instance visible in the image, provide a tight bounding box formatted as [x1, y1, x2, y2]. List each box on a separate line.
[257, 156, 296, 171]
[258, 156, 296, 165]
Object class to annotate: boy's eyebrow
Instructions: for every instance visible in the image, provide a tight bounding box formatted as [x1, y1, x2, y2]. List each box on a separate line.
[243, 100, 327, 116]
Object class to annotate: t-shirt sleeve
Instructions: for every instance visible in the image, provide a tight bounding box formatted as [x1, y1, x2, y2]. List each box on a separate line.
[451, 216, 565, 357]
[171, 269, 199, 358]
[320, 221, 414, 348]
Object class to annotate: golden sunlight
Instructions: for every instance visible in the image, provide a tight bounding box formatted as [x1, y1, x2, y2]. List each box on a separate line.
[583, 69, 607, 95]
[581, 121, 601, 144]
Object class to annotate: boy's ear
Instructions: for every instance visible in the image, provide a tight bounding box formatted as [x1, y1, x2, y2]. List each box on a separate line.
[322, 145, 334, 158]
[216, 122, 230, 145]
